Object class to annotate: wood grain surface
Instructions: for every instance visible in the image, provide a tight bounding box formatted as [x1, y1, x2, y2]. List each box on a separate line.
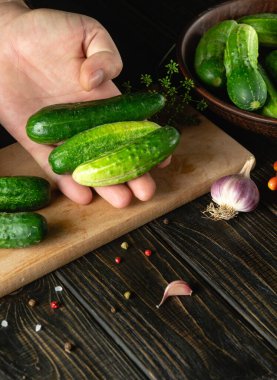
[0, 1, 276, 379]
[55, 227, 276, 380]
[0, 275, 146, 380]
[1, 224, 276, 380]
[0, 113, 252, 298]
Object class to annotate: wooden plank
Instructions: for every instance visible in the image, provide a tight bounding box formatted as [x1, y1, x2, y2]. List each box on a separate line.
[54, 227, 276, 380]
[0, 274, 146, 380]
[150, 158, 277, 347]
[0, 114, 252, 298]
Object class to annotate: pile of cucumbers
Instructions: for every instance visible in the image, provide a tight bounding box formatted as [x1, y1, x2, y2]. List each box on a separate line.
[26, 91, 180, 186]
[1, 92, 180, 248]
[194, 13, 277, 118]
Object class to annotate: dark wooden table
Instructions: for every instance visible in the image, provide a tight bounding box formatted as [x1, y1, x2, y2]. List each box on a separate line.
[0, 1, 276, 379]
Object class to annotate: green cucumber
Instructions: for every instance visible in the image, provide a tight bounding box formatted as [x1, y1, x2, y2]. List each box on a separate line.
[73, 126, 180, 187]
[224, 24, 267, 111]
[194, 20, 237, 88]
[265, 50, 277, 85]
[49, 121, 160, 174]
[0, 212, 48, 248]
[258, 64, 277, 119]
[238, 13, 277, 48]
[26, 92, 166, 144]
[0, 176, 51, 212]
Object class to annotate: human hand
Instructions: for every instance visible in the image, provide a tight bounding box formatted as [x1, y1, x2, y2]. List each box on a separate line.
[0, 3, 169, 207]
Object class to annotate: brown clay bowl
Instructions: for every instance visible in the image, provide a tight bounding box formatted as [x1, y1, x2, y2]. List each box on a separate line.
[177, 0, 277, 139]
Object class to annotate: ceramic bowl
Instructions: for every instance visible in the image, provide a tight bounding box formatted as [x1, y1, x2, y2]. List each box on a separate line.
[177, 0, 277, 139]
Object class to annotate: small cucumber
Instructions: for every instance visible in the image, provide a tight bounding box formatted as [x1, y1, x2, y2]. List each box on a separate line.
[0, 212, 48, 248]
[72, 126, 180, 187]
[194, 20, 237, 87]
[259, 64, 277, 119]
[224, 24, 267, 111]
[0, 176, 51, 212]
[265, 50, 277, 85]
[49, 121, 160, 174]
[26, 92, 166, 144]
[238, 13, 277, 48]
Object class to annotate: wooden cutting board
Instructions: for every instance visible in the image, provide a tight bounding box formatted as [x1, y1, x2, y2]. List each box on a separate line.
[0, 113, 252, 298]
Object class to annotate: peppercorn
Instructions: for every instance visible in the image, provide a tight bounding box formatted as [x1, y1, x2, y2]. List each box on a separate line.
[64, 342, 74, 353]
[144, 249, 152, 257]
[28, 298, 37, 307]
[124, 291, 132, 300]
[50, 301, 60, 309]
[115, 257, 122, 264]
[120, 241, 129, 250]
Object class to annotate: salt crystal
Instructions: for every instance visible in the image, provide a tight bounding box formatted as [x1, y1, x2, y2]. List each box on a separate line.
[1, 320, 8, 328]
[35, 324, 42, 332]
[55, 286, 63, 292]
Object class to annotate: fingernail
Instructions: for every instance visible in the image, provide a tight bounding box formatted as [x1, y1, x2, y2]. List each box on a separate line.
[89, 69, 104, 90]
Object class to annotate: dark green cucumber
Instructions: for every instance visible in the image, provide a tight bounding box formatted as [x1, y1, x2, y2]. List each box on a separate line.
[238, 13, 277, 48]
[49, 121, 160, 174]
[259, 64, 277, 119]
[224, 24, 267, 111]
[194, 20, 237, 88]
[265, 50, 277, 85]
[26, 92, 166, 144]
[0, 212, 48, 248]
[0, 176, 51, 212]
[72, 126, 180, 187]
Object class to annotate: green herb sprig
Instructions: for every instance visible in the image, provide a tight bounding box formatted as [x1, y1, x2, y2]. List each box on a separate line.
[121, 59, 207, 126]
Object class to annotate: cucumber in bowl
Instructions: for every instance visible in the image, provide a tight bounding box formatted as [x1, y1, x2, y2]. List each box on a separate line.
[224, 23, 267, 111]
[238, 13, 277, 48]
[265, 50, 277, 85]
[259, 63, 277, 119]
[194, 20, 237, 88]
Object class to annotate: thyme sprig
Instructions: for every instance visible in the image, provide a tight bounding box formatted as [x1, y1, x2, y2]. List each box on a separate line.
[121, 59, 207, 126]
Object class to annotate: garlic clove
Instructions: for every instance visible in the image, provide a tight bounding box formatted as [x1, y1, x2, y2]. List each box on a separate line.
[156, 280, 193, 308]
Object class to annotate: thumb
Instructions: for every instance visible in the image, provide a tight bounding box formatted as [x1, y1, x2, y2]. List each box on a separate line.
[79, 18, 123, 91]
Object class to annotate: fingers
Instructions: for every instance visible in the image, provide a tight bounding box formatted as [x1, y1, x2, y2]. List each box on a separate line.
[79, 18, 123, 91]
[55, 175, 93, 205]
[94, 184, 133, 208]
[127, 173, 156, 201]
[94, 173, 157, 208]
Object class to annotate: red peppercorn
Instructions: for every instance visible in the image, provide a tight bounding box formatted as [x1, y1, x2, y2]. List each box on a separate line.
[144, 249, 152, 257]
[50, 301, 60, 309]
[115, 256, 122, 264]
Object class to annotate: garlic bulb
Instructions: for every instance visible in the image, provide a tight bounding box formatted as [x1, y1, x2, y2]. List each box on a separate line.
[204, 155, 260, 220]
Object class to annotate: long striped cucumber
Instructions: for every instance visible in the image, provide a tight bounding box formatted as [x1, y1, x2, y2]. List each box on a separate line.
[238, 13, 277, 48]
[49, 121, 160, 174]
[224, 24, 267, 111]
[0, 212, 48, 248]
[0, 176, 51, 212]
[194, 20, 237, 87]
[26, 92, 166, 144]
[72, 126, 180, 187]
